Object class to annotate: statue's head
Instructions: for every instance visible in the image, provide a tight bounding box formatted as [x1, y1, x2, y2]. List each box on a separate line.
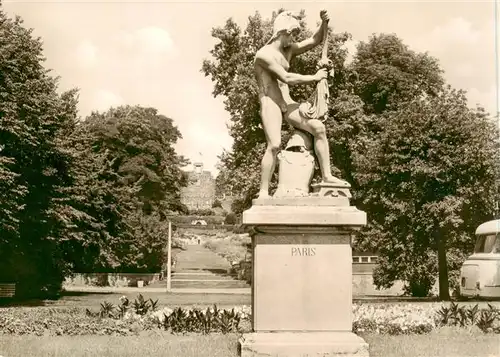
[267, 10, 301, 47]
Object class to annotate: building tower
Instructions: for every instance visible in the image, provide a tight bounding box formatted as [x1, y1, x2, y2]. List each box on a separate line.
[180, 158, 216, 211]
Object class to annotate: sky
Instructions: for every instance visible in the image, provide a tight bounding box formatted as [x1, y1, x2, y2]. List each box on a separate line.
[2, 0, 499, 174]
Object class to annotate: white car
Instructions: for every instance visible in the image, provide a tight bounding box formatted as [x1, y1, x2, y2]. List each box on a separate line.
[460, 219, 500, 299]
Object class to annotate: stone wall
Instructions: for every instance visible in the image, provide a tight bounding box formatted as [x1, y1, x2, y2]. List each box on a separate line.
[352, 259, 405, 296]
[63, 273, 161, 288]
[352, 273, 405, 296]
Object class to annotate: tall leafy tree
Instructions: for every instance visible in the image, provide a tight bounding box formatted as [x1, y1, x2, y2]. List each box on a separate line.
[351, 33, 445, 115]
[347, 32, 477, 297]
[75, 105, 188, 272]
[355, 87, 499, 299]
[0, 8, 87, 297]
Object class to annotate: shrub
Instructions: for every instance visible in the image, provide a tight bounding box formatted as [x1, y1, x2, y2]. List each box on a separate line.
[82, 296, 245, 335]
[189, 209, 216, 216]
[352, 302, 500, 336]
[0, 307, 139, 336]
[224, 213, 237, 225]
[352, 303, 437, 335]
[202, 233, 251, 283]
[154, 305, 241, 334]
[212, 199, 223, 209]
[436, 302, 500, 333]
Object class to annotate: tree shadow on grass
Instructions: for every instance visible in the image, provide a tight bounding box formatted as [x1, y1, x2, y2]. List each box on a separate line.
[61, 290, 115, 297]
[205, 268, 231, 275]
[0, 291, 114, 308]
[353, 295, 438, 303]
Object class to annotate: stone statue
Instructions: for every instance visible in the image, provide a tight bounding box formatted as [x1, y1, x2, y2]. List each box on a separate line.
[254, 9, 350, 200]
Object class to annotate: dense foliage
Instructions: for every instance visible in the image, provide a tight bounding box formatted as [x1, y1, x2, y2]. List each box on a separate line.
[0, 6, 188, 297]
[355, 88, 499, 298]
[73, 105, 188, 273]
[0, 10, 86, 298]
[203, 9, 499, 298]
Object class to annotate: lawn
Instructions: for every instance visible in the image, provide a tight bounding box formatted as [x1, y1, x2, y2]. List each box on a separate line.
[203, 233, 251, 265]
[36, 291, 500, 310]
[362, 326, 500, 356]
[0, 328, 498, 357]
[2, 291, 251, 310]
[0, 332, 239, 357]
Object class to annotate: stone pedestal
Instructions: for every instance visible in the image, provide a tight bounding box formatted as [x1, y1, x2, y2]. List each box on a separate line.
[240, 196, 369, 357]
[240, 332, 369, 357]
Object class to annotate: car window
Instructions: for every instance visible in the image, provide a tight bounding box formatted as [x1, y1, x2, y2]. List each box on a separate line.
[474, 234, 498, 253]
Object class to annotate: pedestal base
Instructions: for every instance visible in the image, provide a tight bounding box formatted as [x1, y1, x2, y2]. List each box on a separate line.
[239, 332, 369, 357]
[311, 182, 352, 200]
[251, 227, 353, 331]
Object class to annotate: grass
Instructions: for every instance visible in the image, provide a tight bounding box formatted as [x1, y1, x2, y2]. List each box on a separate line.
[0, 291, 251, 310]
[174, 245, 232, 271]
[203, 234, 251, 265]
[170, 281, 249, 289]
[4, 290, 498, 312]
[0, 328, 498, 357]
[362, 326, 500, 356]
[0, 332, 239, 357]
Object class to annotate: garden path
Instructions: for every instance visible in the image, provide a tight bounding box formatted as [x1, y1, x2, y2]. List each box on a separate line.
[151, 244, 250, 290]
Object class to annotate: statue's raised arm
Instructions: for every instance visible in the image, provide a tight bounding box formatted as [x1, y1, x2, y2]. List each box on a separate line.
[289, 10, 330, 56]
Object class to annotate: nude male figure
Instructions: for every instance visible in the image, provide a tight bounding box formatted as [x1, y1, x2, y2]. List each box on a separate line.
[254, 10, 348, 199]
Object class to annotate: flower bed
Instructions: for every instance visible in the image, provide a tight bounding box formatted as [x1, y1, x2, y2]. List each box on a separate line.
[0, 307, 144, 336]
[353, 302, 500, 335]
[0, 296, 498, 337]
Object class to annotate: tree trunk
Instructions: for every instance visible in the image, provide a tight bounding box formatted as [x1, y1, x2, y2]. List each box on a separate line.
[436, 230, 451, 301]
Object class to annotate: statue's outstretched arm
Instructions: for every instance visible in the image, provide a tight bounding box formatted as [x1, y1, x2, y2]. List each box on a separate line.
[255, 52, 325, 85]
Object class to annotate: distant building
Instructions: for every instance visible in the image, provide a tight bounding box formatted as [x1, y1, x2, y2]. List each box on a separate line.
[181, 161, 216, 211]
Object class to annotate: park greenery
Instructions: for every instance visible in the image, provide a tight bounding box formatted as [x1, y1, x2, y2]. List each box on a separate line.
[0, 8, 189, 298]
[203, 9, 500, 299]
[1, 3, 498, 302]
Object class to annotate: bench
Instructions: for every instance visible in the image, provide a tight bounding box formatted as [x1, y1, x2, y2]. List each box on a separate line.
[0, 283, 16, 298]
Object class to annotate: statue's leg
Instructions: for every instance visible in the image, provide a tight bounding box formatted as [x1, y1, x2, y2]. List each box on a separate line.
[284, 103, 349, 186]
[258, 98, 283, 199]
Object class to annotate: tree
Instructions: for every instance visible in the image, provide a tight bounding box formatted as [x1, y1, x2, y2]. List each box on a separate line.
[212, 199, 223, 209]
[74, 105, 188, 273]
[0, 8, 89, 298]
[354, 87, 499, 299]
[351, 33, 445, 115]
[347, 32, 468, 297]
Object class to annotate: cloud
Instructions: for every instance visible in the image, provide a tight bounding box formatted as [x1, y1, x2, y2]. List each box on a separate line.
[120, 26, 176, 56]
[175, 117, 233, 173]
[90, 89, 124, 112]
[408, 16, 495, 114]
[467, 85, 498, 117]
[74, 40, 98, 68]
[427, 17, 481, 48]
[410, 17, 484, 67]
